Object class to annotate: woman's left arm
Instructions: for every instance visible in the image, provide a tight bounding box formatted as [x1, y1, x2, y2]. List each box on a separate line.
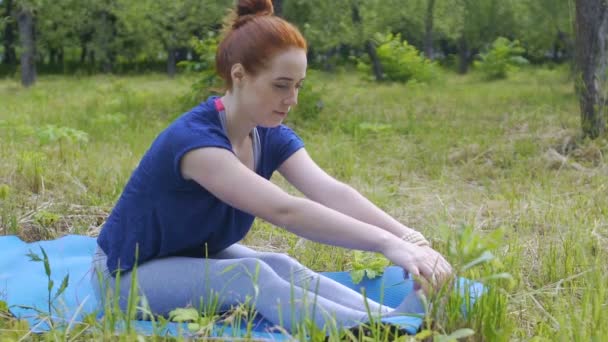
[278, 149, 429, 246]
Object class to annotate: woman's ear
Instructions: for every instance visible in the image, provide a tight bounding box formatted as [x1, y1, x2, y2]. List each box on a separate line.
[231, 63, 245, 87]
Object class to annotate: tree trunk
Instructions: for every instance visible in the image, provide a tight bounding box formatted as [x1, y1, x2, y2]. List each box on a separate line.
[80, 44, 87, 64]
[575, 0, 608, 139]
[424, 0, 436, 59]
[98, 11, 116, 73]
[167, 47, 177, 78]
[17, 8, 36, 87]
[88, 50, 96, 65]
[458, 37, 470, 74]
[3, 0, 17, 65]
[366, 41, 384, 81]
[351, 2, 384, 81]
[272, 0, 283, 17]
[49, 48, 57, 65]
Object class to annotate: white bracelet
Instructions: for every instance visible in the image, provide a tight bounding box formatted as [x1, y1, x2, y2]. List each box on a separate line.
[401, 230, 429, 246]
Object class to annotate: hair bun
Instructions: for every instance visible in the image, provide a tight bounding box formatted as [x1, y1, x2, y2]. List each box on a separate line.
[236, 0, 274, 17]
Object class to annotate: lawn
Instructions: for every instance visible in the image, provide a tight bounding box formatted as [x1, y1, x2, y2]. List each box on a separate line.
[0, 66, 606, 340]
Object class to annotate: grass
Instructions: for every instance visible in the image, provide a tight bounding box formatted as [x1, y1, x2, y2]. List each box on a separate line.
[0, 65, 607, 340]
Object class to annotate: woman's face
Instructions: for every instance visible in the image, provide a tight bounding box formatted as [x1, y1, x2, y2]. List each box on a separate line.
[236, 48, 307, 127]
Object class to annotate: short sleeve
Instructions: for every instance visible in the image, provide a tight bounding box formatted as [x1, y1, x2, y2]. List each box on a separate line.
[171, 127, 233, 182]
[263, 125, 305, 174]
[156, 109, 233, 184]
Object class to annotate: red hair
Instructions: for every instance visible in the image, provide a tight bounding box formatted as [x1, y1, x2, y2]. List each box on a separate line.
[216, 0, 307, 90]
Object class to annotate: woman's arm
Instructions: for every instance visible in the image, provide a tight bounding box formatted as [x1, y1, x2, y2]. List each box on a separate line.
[278, 149, 429, 245]
[181, 147, 450, 281]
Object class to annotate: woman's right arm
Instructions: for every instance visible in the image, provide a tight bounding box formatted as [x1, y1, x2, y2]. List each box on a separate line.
[181, 147, 449, 283]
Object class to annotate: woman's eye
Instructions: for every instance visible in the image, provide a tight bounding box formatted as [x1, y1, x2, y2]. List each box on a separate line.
[274, 84, 289, 89]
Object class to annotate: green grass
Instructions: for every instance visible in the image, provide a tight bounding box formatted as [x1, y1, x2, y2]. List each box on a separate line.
[0, 66, 607, 341]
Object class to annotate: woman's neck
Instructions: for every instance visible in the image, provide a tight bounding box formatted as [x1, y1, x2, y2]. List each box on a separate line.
[220, 92, 256, 147]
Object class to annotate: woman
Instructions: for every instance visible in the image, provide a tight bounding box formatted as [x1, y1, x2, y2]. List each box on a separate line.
[91, 0, 452, 332]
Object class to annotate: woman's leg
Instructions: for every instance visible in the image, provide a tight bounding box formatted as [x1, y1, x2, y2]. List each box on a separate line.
[212, 244, 391, 314]
[92, 250, 380, 331]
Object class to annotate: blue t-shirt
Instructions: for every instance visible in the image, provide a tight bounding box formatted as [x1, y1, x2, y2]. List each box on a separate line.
[97, 97, 304, 275]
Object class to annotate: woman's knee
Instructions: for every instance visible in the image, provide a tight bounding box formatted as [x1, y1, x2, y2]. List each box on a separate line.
[257, 252, 303, 269]
[231, 257, 278, 279]
[257, 253, 318, 283]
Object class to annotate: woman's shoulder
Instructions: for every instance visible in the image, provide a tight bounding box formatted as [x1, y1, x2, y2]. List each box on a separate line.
[257, 123, 301, 141]
[169, 97, 224, 134]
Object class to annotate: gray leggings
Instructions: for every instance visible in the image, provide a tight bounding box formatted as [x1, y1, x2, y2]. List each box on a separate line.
[91, 244, 417, 331]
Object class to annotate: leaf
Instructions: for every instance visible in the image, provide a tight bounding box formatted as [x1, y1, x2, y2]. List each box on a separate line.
[26, 250, 43, 262]
[415, 329, 433, 340]
[187, 322, 201, 331]
[40, 246, 51, 277]
[52, 274, 70, 301]
[15, 305, 46, 315]
[365, 269, 378, 279]
[350, 270, 365, 284]
[462, 251, 494, 271]
[479, 272, 513, 282]
[447, 328, 475, 340]
[169, 307, 199, 322]
[48, 279, 54, 293]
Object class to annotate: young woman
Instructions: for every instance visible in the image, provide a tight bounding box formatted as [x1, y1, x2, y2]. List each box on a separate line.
[91, 0, 452, 332]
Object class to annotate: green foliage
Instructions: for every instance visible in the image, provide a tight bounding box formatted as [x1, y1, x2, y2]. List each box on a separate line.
[16, 151, 46, 193]
[36, 124, 89, 161]
[34, 210, 61, 227]
[285, 74, 325, 126]
[36, 124, 89, 146]
[432, 225, 513, 341]
[349, 251, 390, 284]
[514, 0, 572, 61]
[25, 246, 70, 326]
[360, 33, 437, 83]
[180, 34, 223, 107]
[169, 307, 217, 335]
[0, 184, 10, 200]
[475, 37, 529, 80]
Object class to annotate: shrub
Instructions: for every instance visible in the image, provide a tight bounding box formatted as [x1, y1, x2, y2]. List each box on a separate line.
[475, 37, 529, 80]
[358, 33, 437, 83]
[179, 34, 223, 107]
[284, 74, 324, 126]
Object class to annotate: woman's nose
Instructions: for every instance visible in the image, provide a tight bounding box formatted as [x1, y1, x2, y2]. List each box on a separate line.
[284, 88, 298, 106]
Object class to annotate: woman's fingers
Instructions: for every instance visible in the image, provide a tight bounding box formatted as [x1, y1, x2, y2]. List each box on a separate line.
[385, 238, 453, 293]
[419, 248, 453, 290]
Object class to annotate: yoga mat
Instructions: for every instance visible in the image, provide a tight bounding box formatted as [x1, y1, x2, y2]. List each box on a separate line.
[0, 235, 483, 339]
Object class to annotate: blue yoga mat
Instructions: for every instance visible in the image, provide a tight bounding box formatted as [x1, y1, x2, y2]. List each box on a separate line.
[0, 235, 483, 339]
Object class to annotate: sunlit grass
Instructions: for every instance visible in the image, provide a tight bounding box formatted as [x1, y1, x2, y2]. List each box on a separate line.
[0, 66, 607, 340]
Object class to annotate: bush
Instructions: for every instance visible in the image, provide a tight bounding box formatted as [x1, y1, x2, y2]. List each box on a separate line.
[285, 74, 324, 126]
[179, 34, 223, 107]
[475, 37, 529, 80]
[358, 33, 437, 83]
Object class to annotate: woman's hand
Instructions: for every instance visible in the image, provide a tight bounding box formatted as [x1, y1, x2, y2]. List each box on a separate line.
[381, 238, 453, 293]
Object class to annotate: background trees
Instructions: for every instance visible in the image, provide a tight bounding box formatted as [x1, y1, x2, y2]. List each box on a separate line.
[574, 0, 608, 139]
[1, 0, 606, 137]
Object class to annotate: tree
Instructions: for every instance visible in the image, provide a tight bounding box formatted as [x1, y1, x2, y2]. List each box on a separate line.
[272, 0, 283, 17]
[36, 0, 81, 67]
[351, 0, 383, 80]
[424, 0, 436, 59]
[514, 0, 572, 62]
[574, 0, 608, 139]
[2, 0, 18, 65]
[117, 0, 228, 77]
[15, 0, 36, 86]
